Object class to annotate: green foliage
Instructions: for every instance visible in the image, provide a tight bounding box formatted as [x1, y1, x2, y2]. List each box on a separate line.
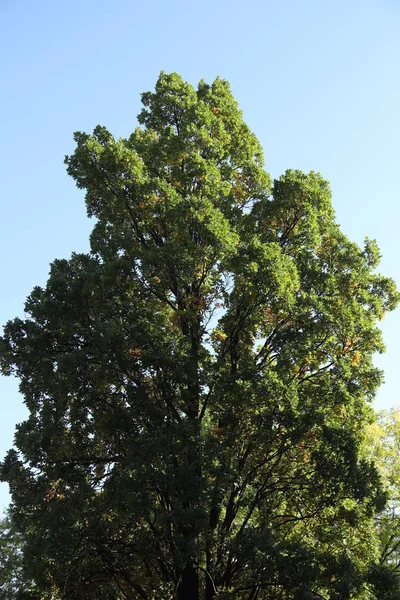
[363, 409, 400, 597]
[0, 512, 34, 599]
[1, 72, 398, 600]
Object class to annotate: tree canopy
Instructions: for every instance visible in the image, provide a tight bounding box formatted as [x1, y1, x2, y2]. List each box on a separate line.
[1, 72, 399, 600]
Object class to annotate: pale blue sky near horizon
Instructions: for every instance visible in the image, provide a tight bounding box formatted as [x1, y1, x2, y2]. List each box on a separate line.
[1, 0, 400, 510]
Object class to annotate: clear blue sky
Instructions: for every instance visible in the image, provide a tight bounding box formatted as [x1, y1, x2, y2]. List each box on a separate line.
[1, 0, 399, 510]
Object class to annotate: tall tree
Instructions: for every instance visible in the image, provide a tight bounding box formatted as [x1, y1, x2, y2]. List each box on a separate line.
[1, 72, 398, 600]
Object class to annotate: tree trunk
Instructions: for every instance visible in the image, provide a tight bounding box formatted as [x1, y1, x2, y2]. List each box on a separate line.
[177, 564, 199, 600]
[176, 305, 201, 600]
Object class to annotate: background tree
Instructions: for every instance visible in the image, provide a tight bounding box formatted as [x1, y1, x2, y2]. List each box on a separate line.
[0, 510, 33, 599]
[1, 72, 398, 600]
[362, 409, 400, 599]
